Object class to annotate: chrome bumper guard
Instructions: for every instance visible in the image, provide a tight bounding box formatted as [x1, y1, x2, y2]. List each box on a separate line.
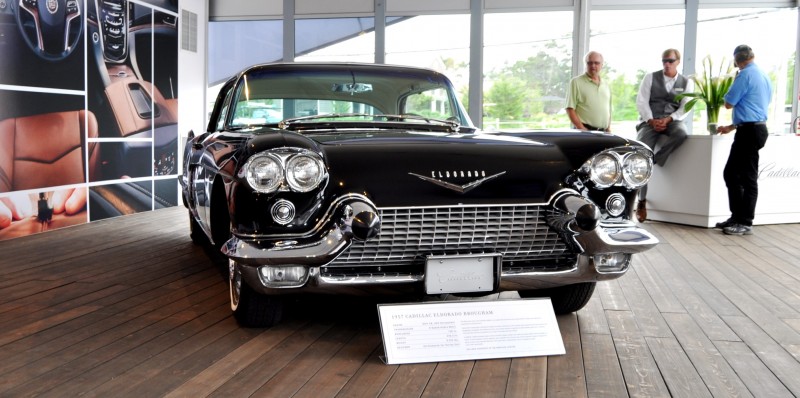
[222, 196, 380, 266]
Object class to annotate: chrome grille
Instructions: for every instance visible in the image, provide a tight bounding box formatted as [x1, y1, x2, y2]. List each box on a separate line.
[326, 204, 575, 274]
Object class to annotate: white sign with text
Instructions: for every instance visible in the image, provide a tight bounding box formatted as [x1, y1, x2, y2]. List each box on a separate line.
[377, 299, 565, 365]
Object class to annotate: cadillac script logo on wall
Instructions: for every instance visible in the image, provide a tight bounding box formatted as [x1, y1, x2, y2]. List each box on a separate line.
[409, 170, 506, 193]
[47, 0, 58, 14]
[758, 162, 800, 180]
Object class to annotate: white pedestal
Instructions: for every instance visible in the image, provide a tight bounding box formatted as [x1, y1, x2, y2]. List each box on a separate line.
[646, 135, 800, 227]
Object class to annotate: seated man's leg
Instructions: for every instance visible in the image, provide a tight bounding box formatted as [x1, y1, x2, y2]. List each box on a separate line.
[653, 121, 688, 166]
[636, 123, 659, 153]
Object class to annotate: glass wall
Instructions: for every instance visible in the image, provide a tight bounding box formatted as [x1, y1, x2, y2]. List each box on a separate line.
[295, 18, 376, 63]
[590, 9, 686, 139]
[385, 15, 472, 108]
[208, 20, 283, 85]
[696, 8, 797, 135]
[482, 11, 573, 131]
[208, 4, 799, 134]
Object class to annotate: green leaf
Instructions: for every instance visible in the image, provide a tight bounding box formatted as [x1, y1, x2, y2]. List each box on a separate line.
[675, 55, 734, 122]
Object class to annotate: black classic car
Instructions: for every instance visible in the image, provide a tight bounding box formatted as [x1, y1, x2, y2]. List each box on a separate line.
[181, 63, 658, 327]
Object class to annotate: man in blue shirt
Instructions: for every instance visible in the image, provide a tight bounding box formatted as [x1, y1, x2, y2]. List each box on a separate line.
[715, 45, 772, 236]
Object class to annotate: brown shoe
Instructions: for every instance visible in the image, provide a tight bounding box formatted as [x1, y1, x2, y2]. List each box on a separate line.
[636, 200, 647, 223]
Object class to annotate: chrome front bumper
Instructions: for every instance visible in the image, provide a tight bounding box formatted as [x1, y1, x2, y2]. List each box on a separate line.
[224, 190, 659, 296]
[238, 251, 639, 296]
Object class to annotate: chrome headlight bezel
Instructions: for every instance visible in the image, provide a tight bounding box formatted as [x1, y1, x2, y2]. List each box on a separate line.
[621, 152, 653, 188]
[241, 148, 328, 193]
[285, 154, 326, 192]
[589, 152, 622, 188]
[582, 147, 654, 190]
[243, 153, 283, 193]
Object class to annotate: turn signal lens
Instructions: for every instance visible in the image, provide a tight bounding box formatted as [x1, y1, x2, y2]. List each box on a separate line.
[259, 265, 308, 287]
[593, 253, 631, 272]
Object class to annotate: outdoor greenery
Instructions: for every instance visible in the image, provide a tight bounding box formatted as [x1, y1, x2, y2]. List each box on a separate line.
[435, 42, 795, 132]
[442, 41, 654, 130]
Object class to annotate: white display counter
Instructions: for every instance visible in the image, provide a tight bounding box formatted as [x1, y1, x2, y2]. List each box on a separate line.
[646, 134, 800, 227]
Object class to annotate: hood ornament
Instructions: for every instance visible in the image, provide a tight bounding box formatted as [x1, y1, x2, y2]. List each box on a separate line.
[409, 170, 506, 194]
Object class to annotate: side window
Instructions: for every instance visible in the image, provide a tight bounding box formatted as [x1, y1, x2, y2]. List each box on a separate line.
[402, 88, 455, 121]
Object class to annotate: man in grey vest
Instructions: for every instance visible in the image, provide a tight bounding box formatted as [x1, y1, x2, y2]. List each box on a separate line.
[634, 48, 692, 222]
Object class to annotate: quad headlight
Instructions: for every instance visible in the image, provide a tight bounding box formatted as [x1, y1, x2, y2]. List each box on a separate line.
[242, 149, 327, 193]
[621, 152, 652, 187]
[244, 154, 282, 193]
[286, 154, 325, 192]
[589, 153, 621, 188]
[583, 148, 653, 189]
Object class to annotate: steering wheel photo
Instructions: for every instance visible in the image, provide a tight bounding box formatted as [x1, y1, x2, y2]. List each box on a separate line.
[14, 0, 83, 61]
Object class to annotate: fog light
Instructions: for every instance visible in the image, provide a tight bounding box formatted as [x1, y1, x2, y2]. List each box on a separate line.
[259, 265, 308, 287]
[593, 253, 631, 272]
[605, 193, 626, 217]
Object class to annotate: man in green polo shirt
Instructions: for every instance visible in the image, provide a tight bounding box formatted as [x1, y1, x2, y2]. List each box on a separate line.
[566, 51, 612, 133]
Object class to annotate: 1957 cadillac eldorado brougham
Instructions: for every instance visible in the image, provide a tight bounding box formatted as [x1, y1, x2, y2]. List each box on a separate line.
[181, 62, 658, 327]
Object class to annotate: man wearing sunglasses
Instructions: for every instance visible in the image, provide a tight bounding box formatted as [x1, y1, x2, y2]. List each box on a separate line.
[633, 48, 692, 222]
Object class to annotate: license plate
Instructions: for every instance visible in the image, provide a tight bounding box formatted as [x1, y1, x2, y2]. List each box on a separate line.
[425, 254, 499, 294]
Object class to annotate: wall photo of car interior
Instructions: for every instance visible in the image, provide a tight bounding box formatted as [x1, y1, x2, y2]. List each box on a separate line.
[0, 0, 180, 241]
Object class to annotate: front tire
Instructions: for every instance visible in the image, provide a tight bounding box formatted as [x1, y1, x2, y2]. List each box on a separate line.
[229, 260, 284, 327]
[518, 282, 596, 314]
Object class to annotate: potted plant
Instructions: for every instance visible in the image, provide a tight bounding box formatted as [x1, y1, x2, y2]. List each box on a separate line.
[675, 55, 735, 134]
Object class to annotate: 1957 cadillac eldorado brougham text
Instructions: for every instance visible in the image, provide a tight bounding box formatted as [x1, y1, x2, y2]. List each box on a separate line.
[181, 63, 658, 327]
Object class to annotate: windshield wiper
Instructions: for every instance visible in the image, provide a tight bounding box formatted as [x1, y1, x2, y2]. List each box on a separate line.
[279, 113, 460, 132]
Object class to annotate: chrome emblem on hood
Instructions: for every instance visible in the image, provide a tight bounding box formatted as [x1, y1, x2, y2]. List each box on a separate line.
[409, 170, 506, 194]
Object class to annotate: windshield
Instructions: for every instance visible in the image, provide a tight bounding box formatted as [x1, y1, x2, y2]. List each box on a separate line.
[226, 65, 471, 129]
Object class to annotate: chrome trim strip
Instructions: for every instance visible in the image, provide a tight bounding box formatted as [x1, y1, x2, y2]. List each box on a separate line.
[238, 254, 629, 296]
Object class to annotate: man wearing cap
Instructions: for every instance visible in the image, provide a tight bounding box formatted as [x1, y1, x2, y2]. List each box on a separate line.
[715, 45, 772, 236]
[633, 48, 692, 222]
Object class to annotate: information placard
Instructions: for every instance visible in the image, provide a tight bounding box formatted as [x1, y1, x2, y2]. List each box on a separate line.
[377, 299, 565, 365]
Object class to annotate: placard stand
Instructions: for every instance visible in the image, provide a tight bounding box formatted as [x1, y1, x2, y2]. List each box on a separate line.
[377, 299, 565, 365]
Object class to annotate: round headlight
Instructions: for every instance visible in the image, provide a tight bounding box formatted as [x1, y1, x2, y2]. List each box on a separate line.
[589, 153, 621, 188]
[622, 152, 653, 188]
[244, 154, 283, 193]
[286, 154, 325, 192]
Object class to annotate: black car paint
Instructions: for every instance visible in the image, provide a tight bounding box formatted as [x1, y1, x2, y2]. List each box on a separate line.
[187, 126, 639, 239]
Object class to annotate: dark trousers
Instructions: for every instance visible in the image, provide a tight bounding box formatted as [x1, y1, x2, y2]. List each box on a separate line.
[723, 123, 768, 226]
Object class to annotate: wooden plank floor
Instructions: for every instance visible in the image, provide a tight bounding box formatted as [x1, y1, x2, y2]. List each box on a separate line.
[1, 206, 799, 397]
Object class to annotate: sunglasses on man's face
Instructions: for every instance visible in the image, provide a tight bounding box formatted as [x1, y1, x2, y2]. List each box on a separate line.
[662, 58, 677, 64]
[586, 61, 602, 66]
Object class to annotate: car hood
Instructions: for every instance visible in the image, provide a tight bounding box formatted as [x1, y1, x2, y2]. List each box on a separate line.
[297, 129, 632, 207]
